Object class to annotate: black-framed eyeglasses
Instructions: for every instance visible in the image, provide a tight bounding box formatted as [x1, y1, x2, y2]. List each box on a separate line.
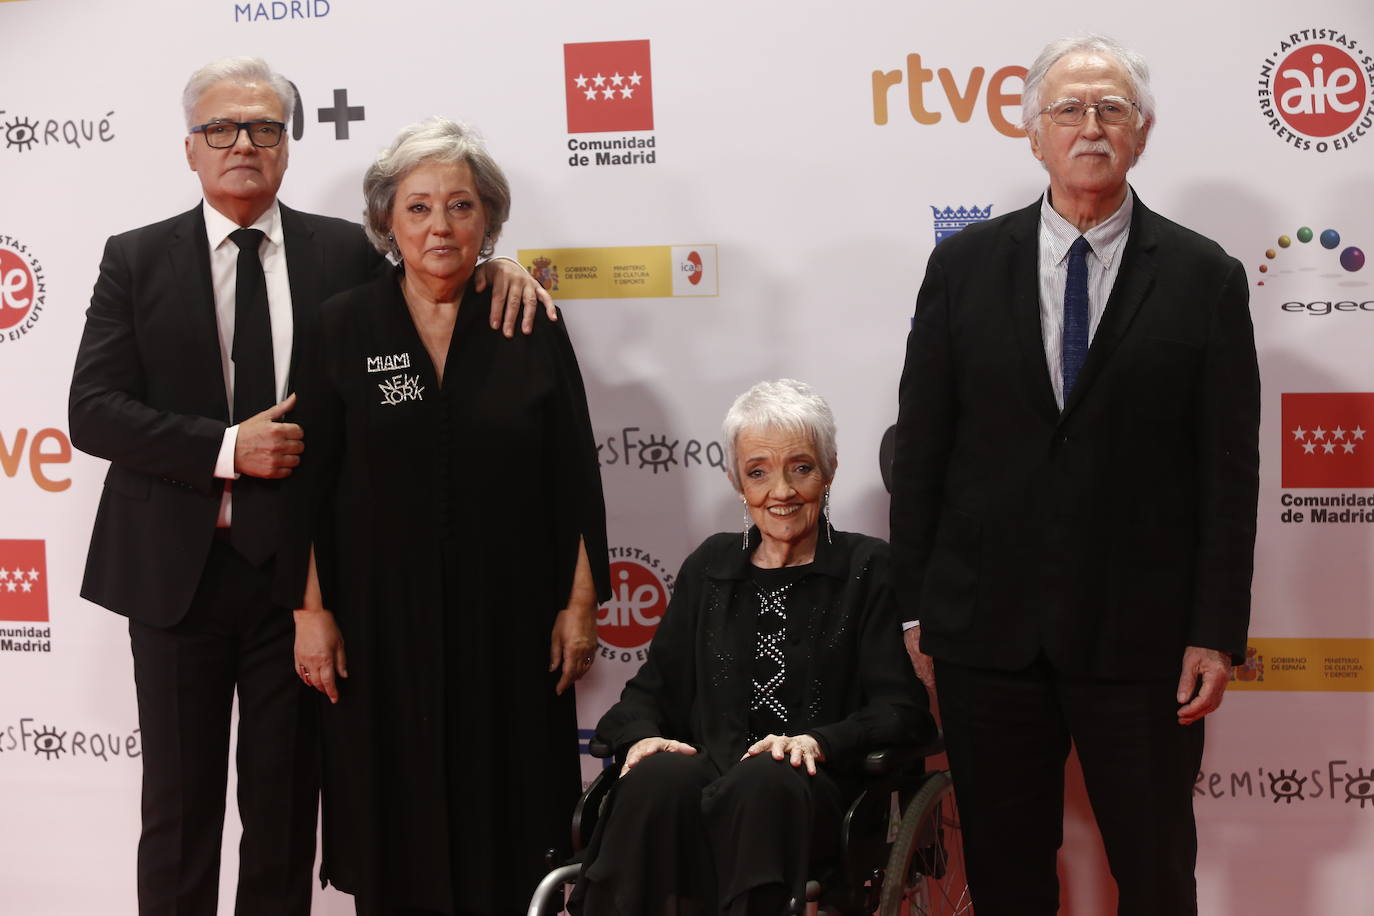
[1039, 96, 1139, 126]
[190, 119, 286, 148]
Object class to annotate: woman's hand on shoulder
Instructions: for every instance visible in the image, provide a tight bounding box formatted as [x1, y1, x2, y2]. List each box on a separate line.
[475, 257, 557, 337]
[621, 736, 697, 777]
[742, 733, 826, 776]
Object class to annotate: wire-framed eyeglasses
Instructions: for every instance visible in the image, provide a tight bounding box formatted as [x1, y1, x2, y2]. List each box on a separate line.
[1039, 97, 1139, 126]
[190, 119, 287, 148]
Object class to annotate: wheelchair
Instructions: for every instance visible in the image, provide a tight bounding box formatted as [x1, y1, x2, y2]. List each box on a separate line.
[527, 733, 970, 915]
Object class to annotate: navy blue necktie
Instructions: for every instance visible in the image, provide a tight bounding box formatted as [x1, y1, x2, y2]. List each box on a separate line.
[1062, 235, 1091, 400]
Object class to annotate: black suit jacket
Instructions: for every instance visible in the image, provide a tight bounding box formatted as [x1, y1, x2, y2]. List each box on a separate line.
[70, 202, 383, 627]
[890, 193, 1260, 680]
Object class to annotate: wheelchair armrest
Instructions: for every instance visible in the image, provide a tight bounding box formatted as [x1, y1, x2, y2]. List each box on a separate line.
[587, 736, 614, 759]
[572, 748, 619, 853]
[862, 730, 946, 777]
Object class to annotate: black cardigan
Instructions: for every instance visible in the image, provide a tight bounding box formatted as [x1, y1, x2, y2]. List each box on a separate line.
[596, 528, 935, 773]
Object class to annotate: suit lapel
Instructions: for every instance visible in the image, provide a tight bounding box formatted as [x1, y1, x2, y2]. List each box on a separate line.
[279, 203, 323, 392]
[168, 206, 230, 420]
[1059, 195, 1158, 422]
[1006, 203, 1060, 422]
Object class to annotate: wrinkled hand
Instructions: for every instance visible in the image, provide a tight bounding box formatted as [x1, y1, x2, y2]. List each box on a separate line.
[550, 605, 597, 696]
[742, 733, 826, 776]
[293, 607, 347, 703]
[475, 257, 558, 338]
[903, 625, 935, 693]
[621, 736, 697, 777]
[1177, 645, 1232, 725]
[234, 393, 303, 479]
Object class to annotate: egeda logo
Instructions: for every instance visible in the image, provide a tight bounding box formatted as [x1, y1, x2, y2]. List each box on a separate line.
[1258, 28, 1374, 152]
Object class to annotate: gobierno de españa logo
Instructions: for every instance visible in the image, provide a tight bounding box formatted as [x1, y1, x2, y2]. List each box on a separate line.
[1258, 27, 1374, 153]
[0, 235, 45, 343]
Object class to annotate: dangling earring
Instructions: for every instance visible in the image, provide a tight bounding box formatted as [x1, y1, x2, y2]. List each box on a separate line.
[823, 486, 833, 544]
[742, 501, 751, 550]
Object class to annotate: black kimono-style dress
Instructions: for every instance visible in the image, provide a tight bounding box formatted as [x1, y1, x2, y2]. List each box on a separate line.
[290, 269, 610, 914]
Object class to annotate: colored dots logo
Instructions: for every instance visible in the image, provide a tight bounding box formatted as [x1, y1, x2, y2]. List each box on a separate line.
[1257, 225, 1365, 285]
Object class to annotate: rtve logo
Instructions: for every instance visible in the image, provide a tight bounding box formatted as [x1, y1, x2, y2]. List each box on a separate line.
[0, 428, 71, 493]
[871, 54, 1028, 138]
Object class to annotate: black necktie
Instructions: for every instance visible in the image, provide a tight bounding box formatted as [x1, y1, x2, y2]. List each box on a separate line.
[228, 228, 277, 565]
[1062, 235, 1091, 401]
[229, 228, 276, 422]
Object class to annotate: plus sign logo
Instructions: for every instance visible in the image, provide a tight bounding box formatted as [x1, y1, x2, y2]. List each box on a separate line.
[281, 82, 366, 141]
[1258, 29, 1374, 153]
[0, 235, 46, 344]
[317, 89, 366, 139]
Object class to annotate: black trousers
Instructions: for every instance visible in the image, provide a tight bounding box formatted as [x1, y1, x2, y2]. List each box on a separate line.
[573, 751, 845, 916]
[128, 538, 318, 916]
[934, 655, 1205, 916]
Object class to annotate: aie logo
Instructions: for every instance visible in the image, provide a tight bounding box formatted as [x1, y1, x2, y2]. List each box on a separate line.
[0, 235, 45, 341]
[1258, 29, 1374, 152]
[597, 547, 675, 661]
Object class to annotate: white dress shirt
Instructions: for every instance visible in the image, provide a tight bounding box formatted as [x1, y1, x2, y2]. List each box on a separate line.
[202, 200, 295, 525]
[1037, 188, 1133, 410]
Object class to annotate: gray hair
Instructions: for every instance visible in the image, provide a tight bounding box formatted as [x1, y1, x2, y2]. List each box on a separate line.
[722, 379, 838, 492]
[362, 117, 510, 260]
[1019, 34, 1156, 135]
[182, 57, 295, 130]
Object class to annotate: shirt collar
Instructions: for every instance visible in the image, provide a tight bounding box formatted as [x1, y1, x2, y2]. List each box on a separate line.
[707, 525, 850, 581]
[202, 199, 284, 252]
[1039, 186, 1133, 269]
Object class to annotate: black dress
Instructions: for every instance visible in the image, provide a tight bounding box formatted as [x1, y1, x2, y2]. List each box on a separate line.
[570, 528, 933, 914]
[290, 269, 610, 914]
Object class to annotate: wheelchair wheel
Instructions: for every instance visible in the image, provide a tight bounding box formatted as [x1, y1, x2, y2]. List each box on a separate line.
[876, 770, 971, 915]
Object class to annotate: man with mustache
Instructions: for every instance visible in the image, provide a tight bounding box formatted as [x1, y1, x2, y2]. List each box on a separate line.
[890, 35, 1259, 915]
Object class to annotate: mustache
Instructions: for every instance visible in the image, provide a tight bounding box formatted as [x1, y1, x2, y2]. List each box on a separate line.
[1071, 140, 1115, 157]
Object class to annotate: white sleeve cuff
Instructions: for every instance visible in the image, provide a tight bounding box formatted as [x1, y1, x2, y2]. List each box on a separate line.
[901, 620, 920, 631]
[215, 425, 240, 479]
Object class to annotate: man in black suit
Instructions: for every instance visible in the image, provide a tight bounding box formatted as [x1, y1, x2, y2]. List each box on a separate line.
[890, 35, 1259, 915]
[69, 57, 551, 915]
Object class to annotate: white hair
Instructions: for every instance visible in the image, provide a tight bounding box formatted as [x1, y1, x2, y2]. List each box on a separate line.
[362, 117, 510, 259]
[722, 379, 838, 492]
[182, 56, 294, 130]
[1019, 34, 1156, 136]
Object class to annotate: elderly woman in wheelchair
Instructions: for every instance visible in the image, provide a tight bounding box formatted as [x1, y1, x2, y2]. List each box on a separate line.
[568, 379, 936, 916]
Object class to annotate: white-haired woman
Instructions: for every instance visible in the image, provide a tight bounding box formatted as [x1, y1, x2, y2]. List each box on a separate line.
[570, 379, 933, 916]
[287, 118, 610, 915]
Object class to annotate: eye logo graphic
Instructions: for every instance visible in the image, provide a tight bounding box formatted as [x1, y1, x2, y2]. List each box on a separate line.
[637, 434, 679, 474]
[33, 726, 65, 760]
[1346, 770, 1374, 808]
[564, 40, 654, 134]
[1268, 769, 1308, 804]
[2, 115, 39, 153]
